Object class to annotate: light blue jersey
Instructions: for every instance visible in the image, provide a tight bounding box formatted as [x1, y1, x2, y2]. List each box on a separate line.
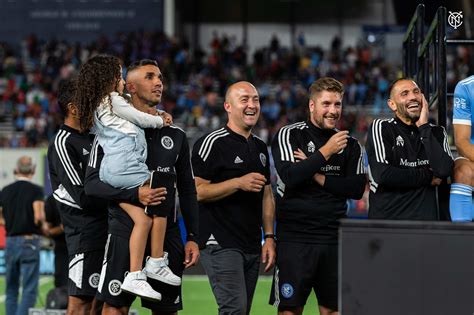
[453, 75, 474, 143]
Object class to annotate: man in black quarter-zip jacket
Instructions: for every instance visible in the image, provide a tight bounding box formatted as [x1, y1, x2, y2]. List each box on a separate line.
[366, 78, 453, 220]
[270, 77, 366, 315]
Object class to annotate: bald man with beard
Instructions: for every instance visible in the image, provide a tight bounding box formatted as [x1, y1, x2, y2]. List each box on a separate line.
[366, 78, 453, 220]
[191, 81, 276, 315]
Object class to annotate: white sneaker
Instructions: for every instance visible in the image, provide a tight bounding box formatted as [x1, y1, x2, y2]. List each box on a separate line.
[120, 271, 162, 301]
[144, 253, 182, 286]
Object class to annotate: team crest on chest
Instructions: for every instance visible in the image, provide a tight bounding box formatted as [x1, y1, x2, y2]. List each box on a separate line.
[260, 153, 266, 167]
[307, 141, 315, 153]
[161, 136, 174, 149]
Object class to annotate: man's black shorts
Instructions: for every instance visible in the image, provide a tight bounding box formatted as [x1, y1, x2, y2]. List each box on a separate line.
[68, 249, 104, 297]
[269, 241, 338, 311]
[96, 228, 185, 312]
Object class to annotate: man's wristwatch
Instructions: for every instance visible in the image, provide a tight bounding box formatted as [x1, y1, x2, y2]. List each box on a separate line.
[264, 234, 276, 240]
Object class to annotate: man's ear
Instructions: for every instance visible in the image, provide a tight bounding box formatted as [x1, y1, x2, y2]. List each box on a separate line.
[387, 99, 397, 112]
[309, 99, 315, 113]
[67, 103, 79, 117]
[224, 101, 231, 113]
[126, 82, 135, 93]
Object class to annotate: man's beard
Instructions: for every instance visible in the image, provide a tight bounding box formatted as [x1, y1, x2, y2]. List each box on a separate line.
[398, 103, 420, 123]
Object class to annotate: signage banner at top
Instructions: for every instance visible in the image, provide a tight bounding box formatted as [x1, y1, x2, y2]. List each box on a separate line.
[0, 0, 163, 43]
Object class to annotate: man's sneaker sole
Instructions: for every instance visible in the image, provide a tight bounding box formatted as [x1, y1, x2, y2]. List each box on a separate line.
[120, 285, 162, 301]
[146, 273, 181, 286]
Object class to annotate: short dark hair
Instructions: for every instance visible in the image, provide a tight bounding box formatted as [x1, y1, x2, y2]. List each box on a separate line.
[127, 59, 159, 73]
[57, 77, 77, 117]
[388, 77, 416, 98]
[309, 77, 344, 100]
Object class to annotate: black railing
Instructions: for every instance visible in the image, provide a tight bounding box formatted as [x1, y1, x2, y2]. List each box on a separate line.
[403, 4, 425, 81]
[403, 6, 474, 129]
[402, 5, 446, 126]
[417, 7, 447, 127]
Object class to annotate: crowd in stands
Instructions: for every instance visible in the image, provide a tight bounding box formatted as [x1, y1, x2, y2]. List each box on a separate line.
[0, 30, 471, 148]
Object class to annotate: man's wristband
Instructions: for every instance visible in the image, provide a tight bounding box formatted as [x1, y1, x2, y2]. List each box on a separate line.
[264, 234, 276, 240]
[186, 233, 198, 243]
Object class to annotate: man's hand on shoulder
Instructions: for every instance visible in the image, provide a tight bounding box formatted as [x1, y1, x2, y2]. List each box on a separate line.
[159, 111, 173, 126]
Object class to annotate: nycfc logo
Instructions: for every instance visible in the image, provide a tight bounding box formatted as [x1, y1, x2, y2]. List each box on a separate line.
[109, 280, 122, 296]
[161, 136, 174, 149]
[89, 273, 100, 288]
[448, 11, 463, 29]
[281, 283, 294, 298]
[260, 153, 266, 167]
[396, 135, 404, 147]
[307, 141, 315, 153]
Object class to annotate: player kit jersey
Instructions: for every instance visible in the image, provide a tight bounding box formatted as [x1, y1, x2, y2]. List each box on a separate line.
[366, 117, 453, 219]
[272, 121, 366, 244]
[192, 126, 271, 254]
[85, 125, 199, 242]
[453, 75, 474, 142]
[47, 124, 108, 254]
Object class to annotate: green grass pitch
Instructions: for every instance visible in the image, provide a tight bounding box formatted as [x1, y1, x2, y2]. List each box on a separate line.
[0, 275, 320, 314]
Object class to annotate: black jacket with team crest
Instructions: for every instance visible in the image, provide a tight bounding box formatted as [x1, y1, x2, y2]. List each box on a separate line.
[272, 121, 366, 244]
[84, 126, 199, 243]
[47, 124, 108, 255]
[366, 117, 453, 220]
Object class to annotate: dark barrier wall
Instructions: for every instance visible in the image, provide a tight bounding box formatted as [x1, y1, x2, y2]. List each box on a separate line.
[340, 219, 474, 315]
[0, 0, 163, 44]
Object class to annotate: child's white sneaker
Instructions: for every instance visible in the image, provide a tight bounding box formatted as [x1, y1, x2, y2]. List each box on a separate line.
[144, 253, 181, 286]
[120, 270, 162, 301]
